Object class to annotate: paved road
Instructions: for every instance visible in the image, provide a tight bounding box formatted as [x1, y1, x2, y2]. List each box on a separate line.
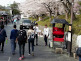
[0, 21, 78, 61]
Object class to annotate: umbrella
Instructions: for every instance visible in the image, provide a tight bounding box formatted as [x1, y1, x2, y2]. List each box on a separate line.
[51, 19, 69, 25]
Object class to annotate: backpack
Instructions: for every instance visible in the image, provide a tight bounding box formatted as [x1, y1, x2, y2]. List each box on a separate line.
[17, 30, 27, 43]
[76, 48, 81, 57]
[29, 32, 35, 40]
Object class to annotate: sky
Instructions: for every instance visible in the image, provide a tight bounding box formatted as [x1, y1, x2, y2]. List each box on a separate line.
[0, 0, 26, 6]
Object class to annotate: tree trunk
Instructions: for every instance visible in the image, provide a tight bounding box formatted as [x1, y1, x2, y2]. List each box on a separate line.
[73, 12, 76, 20]
[49, 12, 52, 21]
[65, 12, 68, 21]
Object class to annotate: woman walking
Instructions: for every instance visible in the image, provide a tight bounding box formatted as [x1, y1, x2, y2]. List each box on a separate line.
[27, 26, 35, 56]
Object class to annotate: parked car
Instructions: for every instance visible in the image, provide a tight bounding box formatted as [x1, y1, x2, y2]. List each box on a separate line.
[22, 19, 32, 29]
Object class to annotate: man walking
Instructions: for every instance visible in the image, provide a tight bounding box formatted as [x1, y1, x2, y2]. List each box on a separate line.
[17, 25, 27, 60]
[76, 35, 81, 61]
[0, 25, 7, 52]
[43, 24, 49, 46]
[10, 25, 18, 55]
[33, 23, 39, 45]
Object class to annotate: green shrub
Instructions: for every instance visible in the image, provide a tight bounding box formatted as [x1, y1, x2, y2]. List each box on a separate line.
[29, 15, 81, 35]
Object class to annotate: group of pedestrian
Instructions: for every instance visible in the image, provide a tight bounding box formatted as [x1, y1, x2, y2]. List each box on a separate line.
[10, 25, 34, 60]
[0, 23, 49, 60]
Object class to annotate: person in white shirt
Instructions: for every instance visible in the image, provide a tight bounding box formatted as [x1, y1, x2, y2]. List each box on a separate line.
[76, 35, 81, 61]
[77, 35, 81, 48]
[43, 24, 49, 46]
[33, 23, 39, 45]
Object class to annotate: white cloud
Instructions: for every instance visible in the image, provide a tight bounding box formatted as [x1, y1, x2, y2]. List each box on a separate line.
[0, 0, 26, 6]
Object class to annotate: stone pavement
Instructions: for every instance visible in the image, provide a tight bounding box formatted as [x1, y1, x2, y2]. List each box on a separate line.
[0, 21, 78, 61]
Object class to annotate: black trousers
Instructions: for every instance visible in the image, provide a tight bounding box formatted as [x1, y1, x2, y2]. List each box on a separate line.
[28, 39, 34, 54]
[0, 41, 5, 51]
[34, 34, 38, 45]
[44, 35, 48, 45]
[19, 43, 25, 57]
[66, 41, 71, 53]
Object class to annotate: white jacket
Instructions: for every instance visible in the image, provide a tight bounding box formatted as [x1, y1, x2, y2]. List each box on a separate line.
[33, 26, 39, 34]
[77, 35, 81, 47]
[43, 28, 49, 37]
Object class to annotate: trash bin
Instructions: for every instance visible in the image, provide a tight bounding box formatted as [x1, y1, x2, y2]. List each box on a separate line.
[49, 40, 53, 48]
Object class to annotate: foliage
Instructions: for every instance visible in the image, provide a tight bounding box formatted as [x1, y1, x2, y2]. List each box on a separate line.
[78, 1, 81, 14]
[72, 15, 81, 35]
[10, 1, 20, 15]
[37, 16, 51, 27]
[0, 5, 6, 11]
[10, 1, 18, 9]
[78, 1, 81, 6]
[29, 17, 38, 22]
[12, 9, 20, 15]
[29, 14, 81, 35]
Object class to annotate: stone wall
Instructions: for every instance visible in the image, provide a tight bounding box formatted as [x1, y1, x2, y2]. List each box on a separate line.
[72, 34, 77, 52]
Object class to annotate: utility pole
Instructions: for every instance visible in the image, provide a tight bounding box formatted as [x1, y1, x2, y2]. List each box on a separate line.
[69, 0, 74, 56]
[71, 0, 74, 24]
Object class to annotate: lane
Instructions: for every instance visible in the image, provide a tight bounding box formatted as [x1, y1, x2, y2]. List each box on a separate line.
[0, 21, 78, 61]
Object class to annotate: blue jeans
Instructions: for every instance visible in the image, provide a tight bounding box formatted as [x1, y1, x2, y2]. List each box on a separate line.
[34, 34, 38, 45]
[28, 39, 34, 54]
[11, 39, 16, 53]
[19, 43, 25, 57]
[79, 57, 81, 61]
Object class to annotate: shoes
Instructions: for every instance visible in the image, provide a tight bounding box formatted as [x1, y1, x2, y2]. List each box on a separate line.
[45, 44, 47, 46]
[12, 53, 15, 55]
[19, 57, 22, 60]
[32, 52, 34, 56]
[1, 49, 3, 51]
[28, 54, 31, 55]
[1, 50, 4, 53]
[36, 44, 38, 46]
[21, 55, 24, 59]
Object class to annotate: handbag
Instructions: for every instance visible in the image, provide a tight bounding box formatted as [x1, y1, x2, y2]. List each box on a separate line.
[76, 48, 81, 56]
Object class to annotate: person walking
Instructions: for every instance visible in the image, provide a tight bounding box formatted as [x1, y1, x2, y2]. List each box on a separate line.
[10, 25, 18, 55]
[17, 25, 27, 60]
[27, 25, 35, 56]
[43, 24, 49, 46]
[33, 23, 39, 45]
[13, 18, 17, 25]
[0, 25, 7, 52]
[5, 19, 8, 26]
[76, 35, 81, 61]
